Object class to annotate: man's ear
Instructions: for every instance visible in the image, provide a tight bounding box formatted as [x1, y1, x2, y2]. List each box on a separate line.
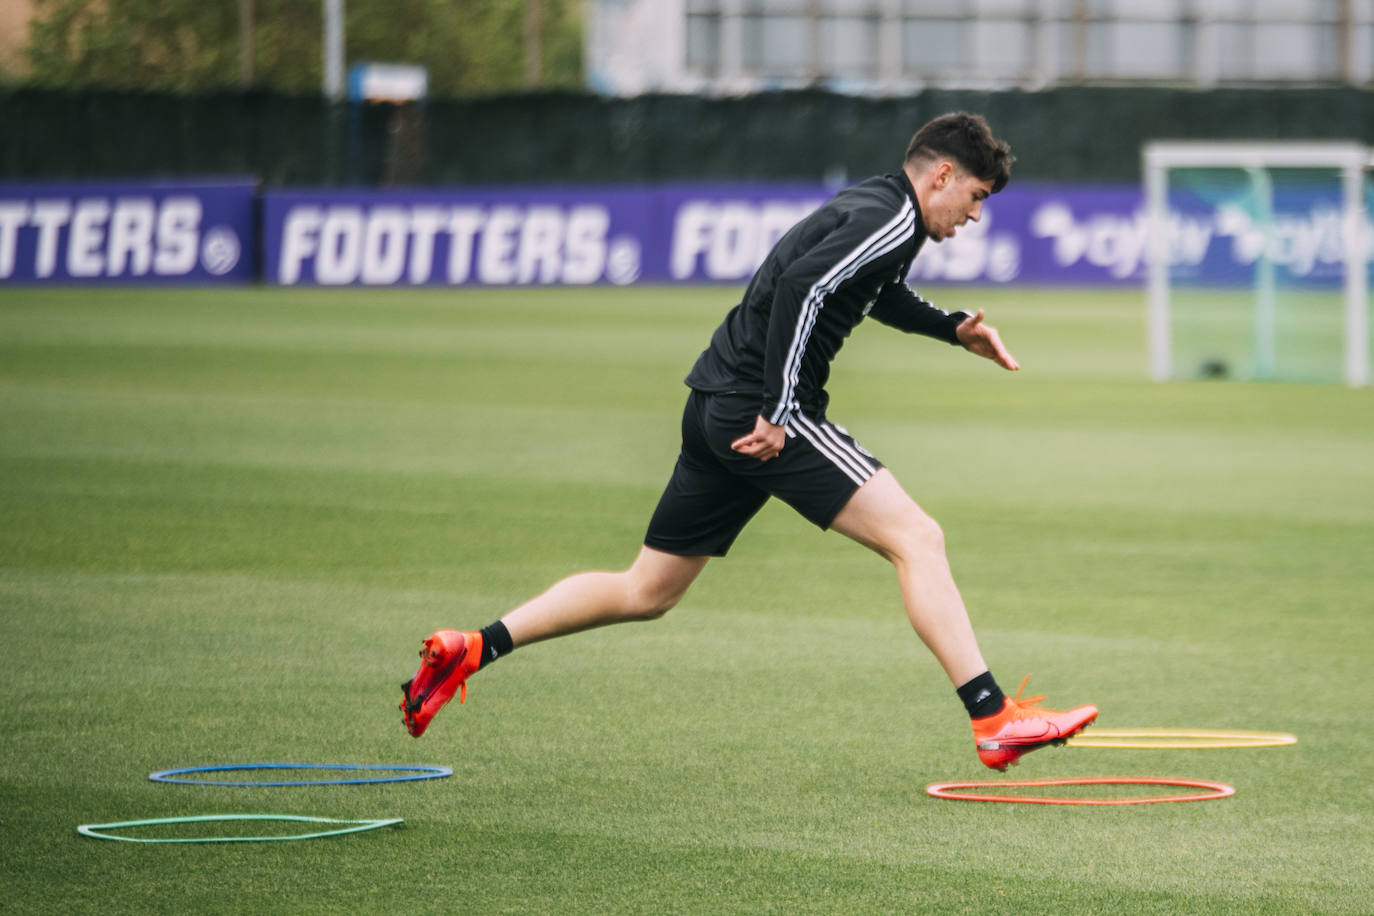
[933, 160, 955, 189]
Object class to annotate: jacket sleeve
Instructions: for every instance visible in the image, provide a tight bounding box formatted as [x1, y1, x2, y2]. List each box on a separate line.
[867, 281, 970, 346]
[762, 206, 913, 426]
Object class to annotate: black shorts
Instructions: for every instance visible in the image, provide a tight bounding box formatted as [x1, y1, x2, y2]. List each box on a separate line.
[643, 391, 884, 557]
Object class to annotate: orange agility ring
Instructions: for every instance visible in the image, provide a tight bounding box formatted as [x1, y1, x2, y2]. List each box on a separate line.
[1066, 729, 1297, 749]
[926, 777, 1235, 806]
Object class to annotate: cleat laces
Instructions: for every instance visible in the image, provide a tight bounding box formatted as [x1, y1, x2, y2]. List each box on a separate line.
[1002, 675, 1048, 717]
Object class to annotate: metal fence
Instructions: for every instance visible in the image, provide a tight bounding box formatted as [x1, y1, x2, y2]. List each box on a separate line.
[3, 85, 1373, 186]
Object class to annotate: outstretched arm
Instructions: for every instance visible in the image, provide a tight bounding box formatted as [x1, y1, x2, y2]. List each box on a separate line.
[868, 283, 1020, 371]
[955, 309, 1020, 371]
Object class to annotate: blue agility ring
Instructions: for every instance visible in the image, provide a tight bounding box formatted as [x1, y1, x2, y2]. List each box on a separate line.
[79, 814, 403, 843]
[149, 763, 452, 787]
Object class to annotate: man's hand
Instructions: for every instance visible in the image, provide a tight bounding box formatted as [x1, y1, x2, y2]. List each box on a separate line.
[731, 415, 786, 461]
[956, 309, 1020, 371]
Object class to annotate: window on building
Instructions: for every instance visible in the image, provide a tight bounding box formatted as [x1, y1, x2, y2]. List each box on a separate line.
[686, 12, 722, 75]
[661, 0, 1366, 93]
[741, 14, 810, 78]
[1085, 20, 1192, 80]
[903, 18, 970, 74]
[973, 18, 1034, 80]
[818, 15, 880, 79]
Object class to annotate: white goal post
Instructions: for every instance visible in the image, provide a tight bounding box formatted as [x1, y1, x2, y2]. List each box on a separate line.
[1143, 141, 1371, 387]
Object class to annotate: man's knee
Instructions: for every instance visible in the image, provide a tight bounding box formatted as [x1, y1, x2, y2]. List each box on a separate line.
[621, 574, 687, 623]
[890, 505, 945, 554]
[624, 577, 686, 620]
[875, 502, 947, 565]
[620, 553, 702, 620]
[908, 508, 946, 554]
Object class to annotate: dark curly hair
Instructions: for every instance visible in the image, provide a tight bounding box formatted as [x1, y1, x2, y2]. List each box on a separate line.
[904, 112, 1014, 193]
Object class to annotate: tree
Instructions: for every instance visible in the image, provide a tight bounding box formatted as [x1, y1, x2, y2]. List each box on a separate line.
[24, 0, 241, 91]
[21, 0, 583, 96]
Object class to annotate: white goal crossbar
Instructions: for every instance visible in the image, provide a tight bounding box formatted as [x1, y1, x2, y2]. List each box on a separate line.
[1143, 141, 1371, 387]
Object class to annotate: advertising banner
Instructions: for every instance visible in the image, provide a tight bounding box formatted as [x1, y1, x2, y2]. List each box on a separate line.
[265, 187, 658, 288]
[263, 185, 832, 288]
[6, 178, 1349, 288]
[0, 181, 256, 284]
[943, 183, 1354, 288]
[264, 181, 1361, 289]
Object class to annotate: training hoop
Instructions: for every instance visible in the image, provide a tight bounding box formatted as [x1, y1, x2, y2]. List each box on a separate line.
[1067, 729, 1297, 749]
[78, 814, 403, 843]
[926, 777, 1235, 806]
[149, 763, 452, 786]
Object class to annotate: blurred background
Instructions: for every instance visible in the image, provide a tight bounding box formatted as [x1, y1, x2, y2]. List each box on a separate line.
[1, 0, 1370, 383]
[2, 0, 1371, 184]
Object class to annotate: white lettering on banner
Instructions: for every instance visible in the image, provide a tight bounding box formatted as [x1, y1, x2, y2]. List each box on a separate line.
[279, 206, 323, 285]
[1166, 213, 1215, 271]
[68, 200, 110, 277]
[563, 207, 609, 284]
[670, 199, 822, 280]
[154, 198, 201, 275]
[317, 207, 364, 284]
[1030, 202, 1152, 279]
[1214, 205, 1344, 277]
[274, 202, 627, 286]
[446, 207, 485, 283]
[31, 200, 72, 278]
[0, 194, 229, 280]
[1030, 201, 1222, 279]
[711, 203, 760, 278]
[909, 214, 1021, 283]
[362, 206, 409, 284]
[0, 202, 28, 277]
[408, 207, 446, 283]
[1029, 199, 1359, 280]
[108, 198, 155, 276]
[671, 203, 713, 279]
[479, 206, 521, 284]
[518, 206, 563, 283]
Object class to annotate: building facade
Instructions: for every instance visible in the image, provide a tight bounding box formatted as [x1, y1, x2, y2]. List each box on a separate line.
[587, 0, 1374, 95]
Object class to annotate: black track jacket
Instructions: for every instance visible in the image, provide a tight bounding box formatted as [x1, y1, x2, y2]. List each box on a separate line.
[684, 170, 970, 425]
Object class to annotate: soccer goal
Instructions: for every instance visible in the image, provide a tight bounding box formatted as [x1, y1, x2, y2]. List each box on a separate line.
[1143, 141, 1371, 387]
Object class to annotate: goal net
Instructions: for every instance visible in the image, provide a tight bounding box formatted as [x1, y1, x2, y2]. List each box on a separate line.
[1143, 142, 1371, 387]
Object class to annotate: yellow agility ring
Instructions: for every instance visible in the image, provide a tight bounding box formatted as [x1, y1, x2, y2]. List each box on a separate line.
[1067, 728, 1297, 749]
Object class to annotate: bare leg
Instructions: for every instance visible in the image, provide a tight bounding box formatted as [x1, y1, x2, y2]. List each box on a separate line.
[501, 546, 710, 647]
[829, 469, 989, 687]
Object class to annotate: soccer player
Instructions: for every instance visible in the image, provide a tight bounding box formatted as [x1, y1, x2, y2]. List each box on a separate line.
[400, 111, 1097, 770]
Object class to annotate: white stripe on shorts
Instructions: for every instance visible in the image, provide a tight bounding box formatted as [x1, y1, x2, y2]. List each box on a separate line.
[787, 413, 878, 487]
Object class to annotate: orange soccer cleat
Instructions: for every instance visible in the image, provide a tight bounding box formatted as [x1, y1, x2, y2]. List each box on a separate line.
[400, 629, 484, 738]
[971, 677, 1098, 771]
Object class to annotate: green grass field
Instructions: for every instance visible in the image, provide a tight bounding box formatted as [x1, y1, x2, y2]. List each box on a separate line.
[2, 285, 1371, 914]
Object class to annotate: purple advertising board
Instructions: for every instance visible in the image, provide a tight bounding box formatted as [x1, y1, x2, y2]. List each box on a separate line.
[264, 187, 659, 288]
[262, 184, 831, 288]
[0, 179, 1353, 287]
[263, 180, 1357, 288]
[0, 181, 257, 284]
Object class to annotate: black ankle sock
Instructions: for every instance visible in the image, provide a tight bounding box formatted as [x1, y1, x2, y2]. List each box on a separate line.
[477, 621, 513, 669]
[957, 671, 1006, 720]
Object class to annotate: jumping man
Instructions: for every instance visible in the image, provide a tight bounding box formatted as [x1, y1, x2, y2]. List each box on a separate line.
[400, 112, 1098, 770]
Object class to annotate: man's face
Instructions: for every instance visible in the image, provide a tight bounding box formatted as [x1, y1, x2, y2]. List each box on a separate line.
[923, 166, 994, 242]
